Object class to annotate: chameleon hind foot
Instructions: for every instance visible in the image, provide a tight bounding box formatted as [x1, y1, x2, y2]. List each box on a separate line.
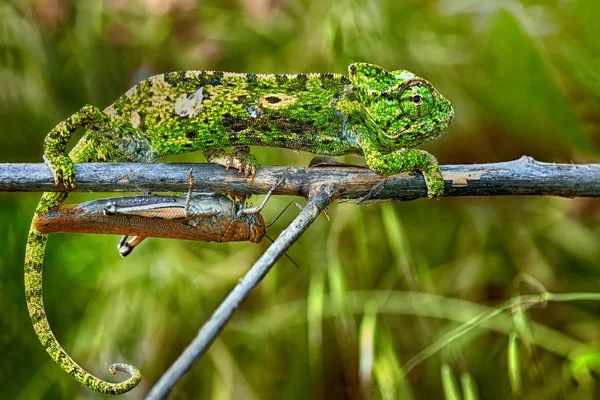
[204, 146, 259, 181]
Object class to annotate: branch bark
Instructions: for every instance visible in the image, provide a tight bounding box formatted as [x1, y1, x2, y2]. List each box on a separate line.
[1, 156, 599, 200]
[145, 184, 337, 400]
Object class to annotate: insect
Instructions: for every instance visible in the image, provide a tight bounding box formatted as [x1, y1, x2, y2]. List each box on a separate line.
[36, 173, 289, 257]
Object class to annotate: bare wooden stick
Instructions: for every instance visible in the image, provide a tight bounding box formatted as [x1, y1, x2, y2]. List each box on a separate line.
[145, 184, 337, 400]
[1, 156, 599, 200]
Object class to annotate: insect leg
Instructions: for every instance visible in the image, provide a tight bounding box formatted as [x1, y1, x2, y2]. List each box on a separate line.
[118, 235, 148, 257]
[185, 168, 194, 217]
[238, 178, 285, 217]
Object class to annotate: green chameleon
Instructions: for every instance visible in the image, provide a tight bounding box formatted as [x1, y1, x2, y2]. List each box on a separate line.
[24, 63, 453, 394]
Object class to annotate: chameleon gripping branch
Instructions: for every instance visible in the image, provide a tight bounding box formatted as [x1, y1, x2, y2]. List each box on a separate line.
[1, 157, 600, 199]
[22, 63, 454, 395]
[145, 183, 337, 400]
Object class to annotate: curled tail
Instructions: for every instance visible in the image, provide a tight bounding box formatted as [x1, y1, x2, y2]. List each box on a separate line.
[25, 192, 141, 395]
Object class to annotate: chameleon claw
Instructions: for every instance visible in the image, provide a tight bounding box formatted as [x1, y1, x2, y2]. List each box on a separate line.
[223, 156, 233, 170]
[53, 172, 62, 188]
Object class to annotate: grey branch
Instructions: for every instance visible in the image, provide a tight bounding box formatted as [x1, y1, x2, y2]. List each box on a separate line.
[1, 156, 599, 200]
[145, 184, 337, 400]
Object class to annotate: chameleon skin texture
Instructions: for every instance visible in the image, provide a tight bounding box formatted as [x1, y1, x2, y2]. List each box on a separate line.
[44, 62, 453, 195]
[27, 62, 453, 394]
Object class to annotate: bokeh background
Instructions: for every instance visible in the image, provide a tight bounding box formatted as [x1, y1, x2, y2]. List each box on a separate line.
[2, 0, 600, 399]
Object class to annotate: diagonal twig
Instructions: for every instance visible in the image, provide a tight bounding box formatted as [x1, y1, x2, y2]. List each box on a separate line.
[145, 184, 337, 400]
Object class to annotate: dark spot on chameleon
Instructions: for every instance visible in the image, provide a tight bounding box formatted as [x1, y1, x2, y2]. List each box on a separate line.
[138, 111, 146, 128]
[165, 95, 172, 102]
[205, 78, 222, 86]
[148, 91, 154, 97]
[163, 72, 180, 86]
[106, 134, 113, 140]
[223, 115, 249, 133]
[302, 104, 322, 112]
[404, 125, 410, 129]
[228, 123, 249, 133]
[293, 74, 308, 91]
[234, 95, 247, 104]
[31, 231, 44, 242]
[213, 71, 224, 80]
[155, 115, 162, 123]
[186, 130, 197, 139]
[223, 113, 232, 119]
[275, 74, 288, 86]
[264, 96, 281, 104]
[178, 71, 191, 85]
[30, 312, 46, 327]
[118, 133, 123, 139]
[246, 73, 258, 88]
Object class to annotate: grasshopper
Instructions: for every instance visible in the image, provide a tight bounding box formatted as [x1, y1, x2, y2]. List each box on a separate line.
[35, 172, 290, 257]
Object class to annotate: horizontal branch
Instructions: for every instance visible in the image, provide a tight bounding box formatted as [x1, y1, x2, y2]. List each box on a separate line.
[1, 156, 599, 200]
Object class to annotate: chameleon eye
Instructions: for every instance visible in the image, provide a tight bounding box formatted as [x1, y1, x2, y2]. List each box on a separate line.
[400, 84, 434, 120]
[411, 95, 422, 104]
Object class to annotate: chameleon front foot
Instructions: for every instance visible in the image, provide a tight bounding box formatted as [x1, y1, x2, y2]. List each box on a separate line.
[422, 169, 445, 200]
[205, 146, 259, 180]
[364, 147, 445, 199]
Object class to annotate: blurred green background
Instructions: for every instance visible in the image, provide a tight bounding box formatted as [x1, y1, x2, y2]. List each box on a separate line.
[2, 0, 600, 398]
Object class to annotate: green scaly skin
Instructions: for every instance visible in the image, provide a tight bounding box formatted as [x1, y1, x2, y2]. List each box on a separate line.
[26, 63, 453, 394]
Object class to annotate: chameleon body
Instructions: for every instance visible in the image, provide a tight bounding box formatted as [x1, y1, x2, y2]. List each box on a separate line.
[25, 63, 453, 394]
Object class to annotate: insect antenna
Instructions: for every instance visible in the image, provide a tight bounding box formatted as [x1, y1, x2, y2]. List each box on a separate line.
[265, 234, 300, 268]
[266, 201, 303, 228]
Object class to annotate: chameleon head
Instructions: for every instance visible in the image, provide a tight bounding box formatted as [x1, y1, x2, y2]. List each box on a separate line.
[348, 63, 454, 151]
